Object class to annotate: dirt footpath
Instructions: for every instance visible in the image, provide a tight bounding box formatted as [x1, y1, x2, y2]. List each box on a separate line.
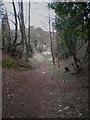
[0, 50, 2, 119]
[2, 61, 88, 118]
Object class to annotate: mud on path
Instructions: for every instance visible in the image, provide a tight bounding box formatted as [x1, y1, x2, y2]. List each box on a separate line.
[2, 61, 88, 118]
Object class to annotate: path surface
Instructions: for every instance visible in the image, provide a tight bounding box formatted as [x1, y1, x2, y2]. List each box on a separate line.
[2, 61, 88, 118]
[0, 50, 2, 119]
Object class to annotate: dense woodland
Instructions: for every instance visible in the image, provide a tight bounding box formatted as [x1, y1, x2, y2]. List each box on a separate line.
[0, 1, 89, 72]
[0, 0, 89, 118]
[49, 2, 89, 72]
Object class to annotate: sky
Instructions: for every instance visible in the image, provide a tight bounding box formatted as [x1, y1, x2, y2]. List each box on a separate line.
[1, 0, 88, 31]
[1, 0, 55, 31]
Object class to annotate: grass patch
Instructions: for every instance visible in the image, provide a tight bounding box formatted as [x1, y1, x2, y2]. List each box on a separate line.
[2, 58, 31, 71]
[2, 59, 15, 69]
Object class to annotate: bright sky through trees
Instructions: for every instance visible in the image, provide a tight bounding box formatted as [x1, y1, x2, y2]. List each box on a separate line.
[2, 0, 55, 31]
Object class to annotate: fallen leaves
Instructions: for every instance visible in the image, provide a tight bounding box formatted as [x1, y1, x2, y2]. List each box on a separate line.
[64, 106, 70, 110]
[2, 60, 88, 118]
[49, 92, 56, 95]
[42, 72, 45, 74]
[11, 101, 14, 104]
[58, 109, 62, 113]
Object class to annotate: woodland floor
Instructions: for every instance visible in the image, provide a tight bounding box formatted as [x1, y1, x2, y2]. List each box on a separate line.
[2, 52, 88, 118]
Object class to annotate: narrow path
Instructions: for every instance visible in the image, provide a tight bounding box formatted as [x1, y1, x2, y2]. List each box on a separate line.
[2, 61, 88, 118]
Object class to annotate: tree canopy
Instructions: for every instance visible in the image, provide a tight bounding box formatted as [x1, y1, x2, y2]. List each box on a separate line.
[48, 2, 89, 58]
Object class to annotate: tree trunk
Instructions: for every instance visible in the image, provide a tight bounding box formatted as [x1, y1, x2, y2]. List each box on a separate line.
[2, 13, 11, 52]
[18, 0, 28, 61]
[18, 2, 24, 59]
[21, 1, 28, 62]
[6, 13, 11, 52]
[2, 37, 5, 50]
[72, 54, 83, 73]
[56, 33, 60, 67]
[48, 8, 55, 65]
[28, 0, 31, 51]
[12, 0, 18, 55]
[2, 20, 5, 50]
[26, 0, 31, 59]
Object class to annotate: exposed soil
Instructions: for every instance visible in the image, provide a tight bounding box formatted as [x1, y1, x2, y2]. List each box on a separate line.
[2, 53, 88, 118]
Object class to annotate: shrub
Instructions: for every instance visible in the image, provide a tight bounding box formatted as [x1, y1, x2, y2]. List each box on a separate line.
[2, 59, 15, 69]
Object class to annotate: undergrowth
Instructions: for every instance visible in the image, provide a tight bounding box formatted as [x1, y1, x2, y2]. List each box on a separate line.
[2, 58, 31, 71]
[2, 59, 15, 69]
